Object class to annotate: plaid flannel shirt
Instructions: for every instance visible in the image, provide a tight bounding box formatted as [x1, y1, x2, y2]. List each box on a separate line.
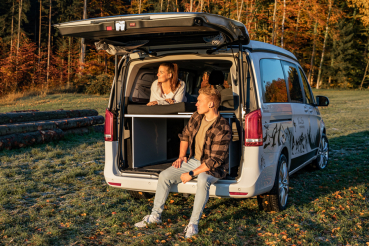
[178, 111, 232, 179]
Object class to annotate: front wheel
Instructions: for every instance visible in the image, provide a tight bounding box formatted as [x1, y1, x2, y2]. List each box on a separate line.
[258, 154, 289, 212]
[311, 134, 329, 170]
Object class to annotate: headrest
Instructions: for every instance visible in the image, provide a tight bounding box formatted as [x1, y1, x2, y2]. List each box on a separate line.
[209, 70, 225, 86]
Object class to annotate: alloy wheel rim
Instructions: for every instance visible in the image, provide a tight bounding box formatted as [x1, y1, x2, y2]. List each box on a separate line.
[278, 160, 289, 207]
[318, 137, 329, 169]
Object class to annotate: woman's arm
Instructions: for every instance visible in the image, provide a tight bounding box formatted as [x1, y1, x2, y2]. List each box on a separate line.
[172, 81, 187, 103]
[148, 80, 169, 105]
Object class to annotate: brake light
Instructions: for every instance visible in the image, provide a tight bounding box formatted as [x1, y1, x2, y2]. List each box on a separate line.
[244, 109, 263, 146]
[108, 182, 121, 186]
[229, 192, 248, 195]
[106, 26, 112, 31]
[104, 108, 115, 141]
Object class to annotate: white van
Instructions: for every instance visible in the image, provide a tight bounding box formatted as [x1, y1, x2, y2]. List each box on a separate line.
[56, 13, 330, 212]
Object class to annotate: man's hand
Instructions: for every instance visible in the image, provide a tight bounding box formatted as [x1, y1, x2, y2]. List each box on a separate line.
[180, 172, 192, 184]
[172, 156, 187, 168]
[165, 99, 175, 104]
[147, 101, 158, 106]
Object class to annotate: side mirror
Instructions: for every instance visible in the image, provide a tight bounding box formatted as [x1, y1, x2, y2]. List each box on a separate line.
[316, 96, 329, 107]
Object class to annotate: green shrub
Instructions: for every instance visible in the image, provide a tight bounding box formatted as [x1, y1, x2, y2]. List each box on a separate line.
[85, 74, 113, 95]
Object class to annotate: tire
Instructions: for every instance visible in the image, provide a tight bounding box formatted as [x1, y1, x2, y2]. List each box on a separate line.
[311, 134, 329, 170]
[127, 190, 154, 199]
[257, 154, 289, 212]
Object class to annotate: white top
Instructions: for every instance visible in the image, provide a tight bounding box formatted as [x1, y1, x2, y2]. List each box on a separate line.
[149, 79, 187, 105]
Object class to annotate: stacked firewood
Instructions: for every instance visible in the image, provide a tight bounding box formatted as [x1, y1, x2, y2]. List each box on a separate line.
[0, 109, 104, 151]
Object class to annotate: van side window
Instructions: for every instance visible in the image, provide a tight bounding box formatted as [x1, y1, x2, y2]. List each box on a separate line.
[281, 61, 303, 103]
[260, 59, 288, 103]
[299, 68, 313, 104]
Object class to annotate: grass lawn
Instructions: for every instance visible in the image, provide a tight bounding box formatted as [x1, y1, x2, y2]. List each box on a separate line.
[0, 90, 368, 245]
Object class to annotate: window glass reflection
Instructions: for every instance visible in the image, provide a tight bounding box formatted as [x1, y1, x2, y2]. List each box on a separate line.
[299, 68, 313, 104]
[260, 59, 288, 103]
[281, 61, 303, 103]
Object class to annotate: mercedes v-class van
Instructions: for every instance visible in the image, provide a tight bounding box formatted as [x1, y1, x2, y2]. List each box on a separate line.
[56, 12, 330, 212]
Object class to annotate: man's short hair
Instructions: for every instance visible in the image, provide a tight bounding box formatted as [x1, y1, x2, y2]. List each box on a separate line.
[199, 87, 221, 109]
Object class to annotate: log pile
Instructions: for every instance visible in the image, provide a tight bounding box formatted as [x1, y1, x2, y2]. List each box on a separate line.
[0, 109, 104, 150]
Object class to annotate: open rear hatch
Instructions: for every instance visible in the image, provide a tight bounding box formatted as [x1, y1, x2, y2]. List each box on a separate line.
[56, 13, 250, 178]
[54, 13, 249, 51]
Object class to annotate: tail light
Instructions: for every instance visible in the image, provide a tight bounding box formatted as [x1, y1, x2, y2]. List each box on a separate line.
[104, 108, 115, 141]
[229, 192, 248, 196]
[244, 109, 263, 146]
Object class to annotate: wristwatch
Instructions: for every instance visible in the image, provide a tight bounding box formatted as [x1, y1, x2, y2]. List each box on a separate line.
[189, 171, 195, 178]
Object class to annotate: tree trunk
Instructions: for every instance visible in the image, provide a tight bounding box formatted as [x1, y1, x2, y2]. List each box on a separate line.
[100, 0, 103, 16]
[80, 0, 87, 71]
[161, 0, 163, 12]
[250, 0, 255, 34]
[359, 36, 369, 89]
[46, 0, 52, 89]
[0, 109, 99, 125]
[236, 0, 244, 22]
[294, 0, 302, 44]
[316, 0, 332, 89]
[360, 59, 369, 90]
[281, 0, 286, 48]
[190, 0, 193, 12]
[308, 20, 318, 85]
[38, 0, 42, 69]
[15, 0, 23, 91]
[16, 0, 22, 58]
[200, 0, 204, 12]
[0, 129, 64, 151]
[176, 0, 179, 12]
[328, 37, 336, 86]
[68, 37, 71, 87]
[138, 0, 141, 14]
[272, 0, 277, 45]
[0, 116, 104, 136]
[10, 0, 15, 56]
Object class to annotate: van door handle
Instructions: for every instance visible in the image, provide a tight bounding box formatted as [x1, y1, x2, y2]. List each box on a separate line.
[304, 105, 308, 112]
[309, 106, 313, 113]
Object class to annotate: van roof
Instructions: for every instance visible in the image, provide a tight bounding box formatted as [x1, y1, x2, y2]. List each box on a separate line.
[244, 40, 297, 61]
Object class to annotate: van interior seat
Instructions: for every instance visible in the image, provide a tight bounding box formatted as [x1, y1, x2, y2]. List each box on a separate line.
[130, 69, 156, 104]
[219, 74, 234, 110]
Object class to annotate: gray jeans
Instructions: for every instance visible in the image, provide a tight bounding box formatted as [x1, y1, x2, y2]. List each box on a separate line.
[151, 158, 219, 225]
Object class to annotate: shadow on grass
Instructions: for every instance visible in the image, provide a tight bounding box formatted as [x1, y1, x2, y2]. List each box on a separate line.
[288, 130, 369, 204]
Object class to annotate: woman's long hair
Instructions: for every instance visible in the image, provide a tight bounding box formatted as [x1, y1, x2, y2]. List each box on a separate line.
[160, 62, 179, 92]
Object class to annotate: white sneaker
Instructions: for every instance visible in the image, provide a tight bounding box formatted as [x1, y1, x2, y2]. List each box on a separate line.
[134, 215, 161, 228]
[184, 223, 198, 238]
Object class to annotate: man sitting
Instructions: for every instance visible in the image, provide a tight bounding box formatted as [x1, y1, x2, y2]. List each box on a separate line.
[134, 87, 232, 238]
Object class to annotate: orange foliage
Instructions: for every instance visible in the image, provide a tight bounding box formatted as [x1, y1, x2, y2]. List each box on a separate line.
[264, 78, 288, 103]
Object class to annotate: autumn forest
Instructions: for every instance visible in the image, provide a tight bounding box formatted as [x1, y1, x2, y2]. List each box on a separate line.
[0, 0, 368, 96]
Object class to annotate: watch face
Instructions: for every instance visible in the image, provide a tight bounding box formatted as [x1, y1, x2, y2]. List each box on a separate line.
[189, 171, 194, 176]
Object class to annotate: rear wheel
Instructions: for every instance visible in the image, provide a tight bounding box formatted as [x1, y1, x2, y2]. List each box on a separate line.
[127, 190, 154, 199]
[257, 154, 289, 212]
[311, 134, 329, 170]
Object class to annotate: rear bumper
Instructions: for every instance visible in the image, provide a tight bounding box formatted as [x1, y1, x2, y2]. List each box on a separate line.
[104, 142, 275, 198]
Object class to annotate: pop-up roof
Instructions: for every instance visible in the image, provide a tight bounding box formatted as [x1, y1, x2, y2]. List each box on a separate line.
[55, 12, 250, 52]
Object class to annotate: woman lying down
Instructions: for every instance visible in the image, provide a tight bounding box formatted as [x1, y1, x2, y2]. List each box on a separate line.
[147, 63, 187, 106]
